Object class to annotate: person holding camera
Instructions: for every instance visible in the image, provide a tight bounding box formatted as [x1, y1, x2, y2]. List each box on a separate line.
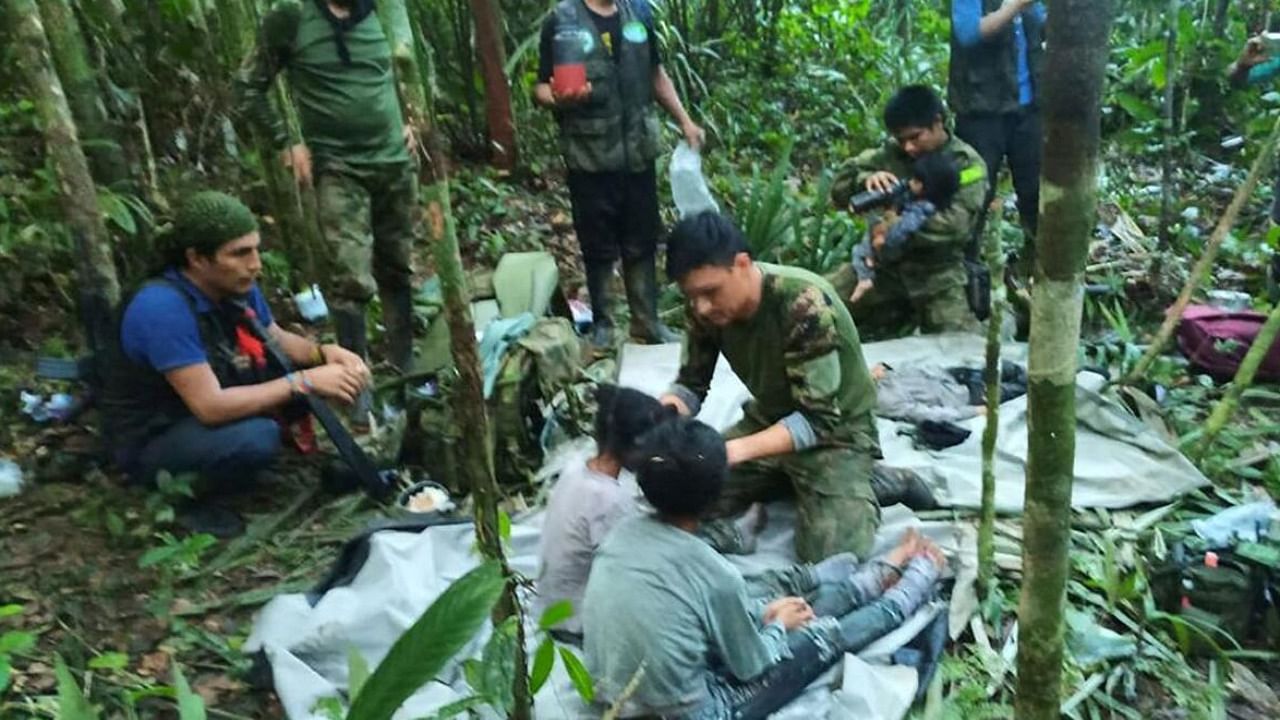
[831, 86, 988, 340]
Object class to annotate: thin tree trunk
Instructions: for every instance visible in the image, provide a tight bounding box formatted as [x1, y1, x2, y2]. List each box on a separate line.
[469, 0, 518, 170]
[1124, 114, 1280, 386]
[380, 1, 530, 715]
[1212, 0, 1230, 37]
[1158, 0, 1178, 247]
[11, 0, 121, 376]
[1193, 302, 1280, 460]
[978, 200, 1005, 592]
[1015, 3, 1113, 720]
[37, 0, 130, 190]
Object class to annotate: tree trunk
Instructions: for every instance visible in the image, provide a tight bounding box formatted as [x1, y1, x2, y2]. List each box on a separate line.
[1157, 0, 1178, 247]
[37, 0, 130, 190]
[978, 200, 1006, 592]
[1124, 114, 1280, 386]
[11, 0, 121, 375]
[380, 1, 530, 716]
[469, 0, 518, 171]
[1193, 301, 1280, 461]
[1015, 3, 1113, 720]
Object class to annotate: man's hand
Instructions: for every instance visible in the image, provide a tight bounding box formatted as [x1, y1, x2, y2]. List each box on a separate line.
[551, 81, 594, 107]
[320, 343, 370, 379]
[282, 143, 313, 187]
[304, 364, 369, 405]
[850, 279, 874, 305]
[864, 171, 899, 193]
[402, 125, 419, 157]
[659, 393, 692, 416]
[725, 437, 748, 466]
[1239, 37, 1269, 68]
[681, 120, 706, 151]
[763, 597, 814, 630]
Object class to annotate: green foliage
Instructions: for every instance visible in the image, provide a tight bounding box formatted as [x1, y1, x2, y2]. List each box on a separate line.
[56, 655, 100, 720]
[345, 561, 506, 720]
[172, 664, 207, 720]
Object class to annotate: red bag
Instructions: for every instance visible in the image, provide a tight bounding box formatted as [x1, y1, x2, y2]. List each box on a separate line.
[1176, 305, 1280, 381]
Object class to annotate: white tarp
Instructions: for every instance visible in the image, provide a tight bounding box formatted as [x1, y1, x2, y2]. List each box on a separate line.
[248, 334, 1207, 719]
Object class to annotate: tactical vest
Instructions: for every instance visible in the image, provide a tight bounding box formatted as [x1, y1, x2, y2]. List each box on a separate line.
[948, 0, 1045, 116]
[553, 0, 660, 173]
[100, 278, 278, 458]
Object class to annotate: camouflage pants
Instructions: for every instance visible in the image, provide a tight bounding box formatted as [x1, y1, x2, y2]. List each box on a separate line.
[315, 160, 419, 308]
[828, 263, 979, 341]
[703, 419, 881, 563]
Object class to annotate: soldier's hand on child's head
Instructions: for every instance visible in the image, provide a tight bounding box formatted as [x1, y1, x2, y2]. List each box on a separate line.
[850, 279, 874, 305]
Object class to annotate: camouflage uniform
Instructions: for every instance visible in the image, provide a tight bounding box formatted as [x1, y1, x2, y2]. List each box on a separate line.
[829, 134, 988, 340]
[235, 0, 418, 371]
[669, 263, 881, 562]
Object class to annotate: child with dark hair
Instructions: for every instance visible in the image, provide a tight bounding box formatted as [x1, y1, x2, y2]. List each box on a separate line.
[534, 384, 676, 638]
[850, 152, 962, 305]
[583, 416, 945, 719]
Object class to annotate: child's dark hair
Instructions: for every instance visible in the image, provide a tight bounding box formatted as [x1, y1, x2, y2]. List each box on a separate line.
[911, 152, 961, 211]
[883, 85, 946, 133]
[665, 211, 750, 282]
[594, 384, 677, 467]
[632, 417, 727, 518]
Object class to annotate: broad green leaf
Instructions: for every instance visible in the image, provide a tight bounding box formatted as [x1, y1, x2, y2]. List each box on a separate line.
[558, 646, 594, 703]
[529, 638, 555, 694]
[173, 663, 207, 720]
[0, 604, 23, 618]
[88, 652, 130, 671]
[309, 696, 345, 720]
[98, 192, 137, 236]
[476, 617, 516, 711]
[498, 510, 512, 543]
[55, 655, 100, 720]
[138, 544, 180, 569]
[537, 600, 574, 631]
[0, 631, 36, 655]
[0, 656, 10, 693]
[347, 561, 506, 720]
[347, 646, 370, 700]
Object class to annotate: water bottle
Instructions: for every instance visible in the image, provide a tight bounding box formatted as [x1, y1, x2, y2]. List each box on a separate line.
[552, 22, 588, 97]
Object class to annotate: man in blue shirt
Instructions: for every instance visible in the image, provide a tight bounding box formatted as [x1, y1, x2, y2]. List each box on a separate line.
[949, 0, 1046, 240]
[101, 192, 370, 520]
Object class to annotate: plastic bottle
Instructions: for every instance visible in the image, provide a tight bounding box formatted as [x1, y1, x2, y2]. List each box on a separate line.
[552, 23, 588, 96]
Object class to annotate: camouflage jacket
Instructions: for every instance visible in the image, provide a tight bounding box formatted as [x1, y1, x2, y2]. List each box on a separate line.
[831, 134, 987, 295]
[670, 263, 878, 450]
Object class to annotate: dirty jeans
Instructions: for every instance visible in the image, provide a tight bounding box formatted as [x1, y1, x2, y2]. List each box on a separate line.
[132, 416, 282, 493]
[692, 595, 905, 720]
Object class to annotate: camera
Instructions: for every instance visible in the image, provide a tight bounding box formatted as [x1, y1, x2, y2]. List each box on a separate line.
[849, 179, 910, 213]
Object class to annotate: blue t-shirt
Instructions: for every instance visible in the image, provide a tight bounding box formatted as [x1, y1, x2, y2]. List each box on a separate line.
[120, 268, 274, 373]
[953, 0, 1046, 107]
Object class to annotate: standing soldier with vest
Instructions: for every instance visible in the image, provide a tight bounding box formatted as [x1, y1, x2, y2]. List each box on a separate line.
[949, 0, 1046, 240]
[831, 86, 988, 339]
[535, 0, 704, 349]
[236, 0, 419, 427]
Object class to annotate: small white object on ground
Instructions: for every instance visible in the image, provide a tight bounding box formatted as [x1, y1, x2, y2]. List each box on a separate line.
[0, 458, 23, 498]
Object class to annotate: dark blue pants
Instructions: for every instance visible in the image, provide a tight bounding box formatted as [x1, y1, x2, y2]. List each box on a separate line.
[134, 416, 281, 493]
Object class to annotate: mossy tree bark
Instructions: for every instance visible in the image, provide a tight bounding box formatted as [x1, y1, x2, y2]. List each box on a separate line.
[1015, 3, 1113, 720]
[469, 0, 518, 171]
[380, 2, 530, 716]
[11, 0, 121, 376]
[37, 0, 130, 190]
[978, 201, 1005, 592]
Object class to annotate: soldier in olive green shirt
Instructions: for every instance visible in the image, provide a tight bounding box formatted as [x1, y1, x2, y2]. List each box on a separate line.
[830, 85, 988, 340]
[661, 212, 881, 562]
[235, 0, 418, 426]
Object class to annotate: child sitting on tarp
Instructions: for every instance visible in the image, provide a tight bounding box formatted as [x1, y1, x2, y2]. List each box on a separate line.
[849, 152, 961, 305]
[583, 416, 945, 720]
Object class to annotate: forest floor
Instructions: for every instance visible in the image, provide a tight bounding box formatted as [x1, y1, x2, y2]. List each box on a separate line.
[4, 165, 1280, 718]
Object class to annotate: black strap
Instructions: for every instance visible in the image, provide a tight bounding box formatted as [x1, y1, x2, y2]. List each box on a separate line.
[313, 0, 376, 66]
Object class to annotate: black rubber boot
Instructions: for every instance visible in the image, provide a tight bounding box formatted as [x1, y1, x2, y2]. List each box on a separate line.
[379, 284, 416, 374]
[870, 464, 939, 510]
[584, 260, 616, 349]
[332, 305, 373, 430]
[622, 258, 681, 344]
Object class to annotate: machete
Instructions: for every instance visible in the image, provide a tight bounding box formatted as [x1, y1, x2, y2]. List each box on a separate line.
[234, 302, 394, 500]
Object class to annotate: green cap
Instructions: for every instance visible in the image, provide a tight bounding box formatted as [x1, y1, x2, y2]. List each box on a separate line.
[168, 191, 258, 261]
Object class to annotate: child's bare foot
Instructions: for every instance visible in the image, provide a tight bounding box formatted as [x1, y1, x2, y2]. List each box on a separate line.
[916, 537, 949, 571]
[884, 528, 922, 568]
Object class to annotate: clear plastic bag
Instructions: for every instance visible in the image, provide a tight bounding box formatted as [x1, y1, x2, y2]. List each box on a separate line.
[669, 141, 719, 218]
